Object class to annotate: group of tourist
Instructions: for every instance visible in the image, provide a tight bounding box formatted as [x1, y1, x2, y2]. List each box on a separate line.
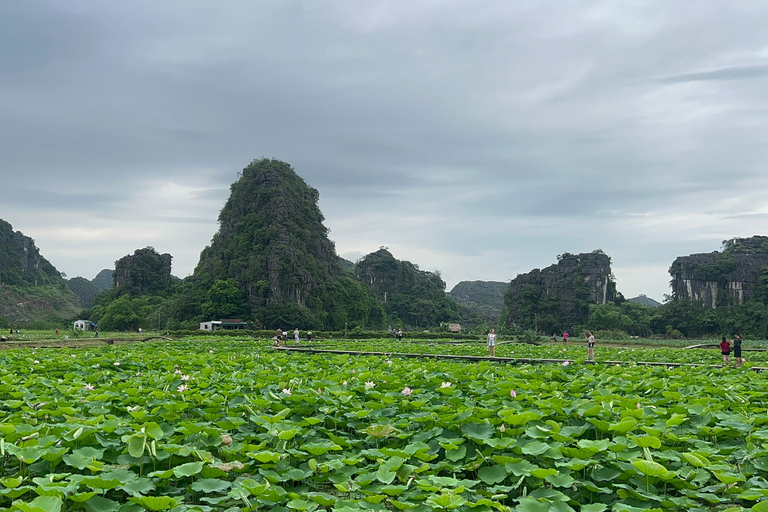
[274, 328, 312, 346]
[488, 329, 746, 367]
[719, 334, 744, 367]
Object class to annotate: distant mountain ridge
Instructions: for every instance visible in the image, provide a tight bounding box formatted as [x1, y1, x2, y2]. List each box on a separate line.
[628, 294, 661, 307]
[66, 269, 114, 309]
[448, 280, 508, 326]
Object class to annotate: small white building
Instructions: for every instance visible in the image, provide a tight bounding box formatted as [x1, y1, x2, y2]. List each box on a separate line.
[74, 320, 93, 331]
[200, 319, 248, 332]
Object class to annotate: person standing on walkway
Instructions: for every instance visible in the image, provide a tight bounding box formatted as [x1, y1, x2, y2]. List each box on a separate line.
[294, 328, 300, 344]
[487, 329, 497, 357]
[563, 331, 569, 345]
[720, 336, 731, 366]
[586, 331, 595, 361]
[733, 334, 743, 367]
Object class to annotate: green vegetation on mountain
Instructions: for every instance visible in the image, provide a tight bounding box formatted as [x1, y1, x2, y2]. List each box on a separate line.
[89, 247, 176, 330]
[185, 158, 385, 330]
[502, 251, 621, 334]
[0, 219, 81, 325]
[627, 294, 661, 307]
[91, 269, 113, 291]
[355, 248, 459, 328]
[448, 280, 508, 327]
[66, 276, 100, 309]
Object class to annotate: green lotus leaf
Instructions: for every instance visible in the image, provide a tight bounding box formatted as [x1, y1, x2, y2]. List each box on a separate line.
[67, 492, 97, 503]
[529, 468, 558, 479]
[190, 478, 230, 493]
[11, 496, 62, 512]
[376, 456, 405, 484]
[1, 476, 25, 489]
[682, 452, 711, 467]
[127, 495, 179, 511]
[126, 435, 145, 458]
[580, 504, 608, 512]
[608, 418, 637, 434]
[521, 441, 550, 456]
[83, 495, 119, 512]
[632, 459, 669, 477]
[461, 423, 496, 441]
[632, 435, 661, 449]
[172, 461, 204, 478]
[478, 465, 507, 485]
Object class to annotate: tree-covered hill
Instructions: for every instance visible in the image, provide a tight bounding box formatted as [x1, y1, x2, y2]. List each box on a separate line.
[66, 277, 100, 309]
[355, 248, 459, 328]
[91, 269, 114, 292]
[503, 251, 621, 334]
[628, 294, 661, 307]
[0, 219, 82, 324]
[183, 158, 384, 330]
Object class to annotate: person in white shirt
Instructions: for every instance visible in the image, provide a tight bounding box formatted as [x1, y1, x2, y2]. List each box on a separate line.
[487, 329, 497, 357]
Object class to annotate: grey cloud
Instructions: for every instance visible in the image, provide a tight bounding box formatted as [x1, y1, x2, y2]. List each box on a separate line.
[659, 65, 768, 83]
[3, 1, 768, 301]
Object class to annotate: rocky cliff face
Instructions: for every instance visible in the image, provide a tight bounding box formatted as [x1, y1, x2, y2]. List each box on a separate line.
[669, 236, 768, 308]
[448, 281, 508, 309]
[503, 251, 619, 332]
[0, 219, 82, 323]
[113, 247, 173, 296]
[0, 219, 61, 287]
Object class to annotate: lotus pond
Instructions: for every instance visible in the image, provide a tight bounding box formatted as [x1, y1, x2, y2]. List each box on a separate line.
[2, 338, 768, 512]
[299, 339, 768, 366]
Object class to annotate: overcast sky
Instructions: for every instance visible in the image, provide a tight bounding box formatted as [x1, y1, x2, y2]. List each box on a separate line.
[3, 1, 768, 302]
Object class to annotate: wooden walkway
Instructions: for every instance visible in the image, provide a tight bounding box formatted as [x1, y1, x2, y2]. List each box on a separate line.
[0, 336, 173, 350]
[275, 346, 768, 371]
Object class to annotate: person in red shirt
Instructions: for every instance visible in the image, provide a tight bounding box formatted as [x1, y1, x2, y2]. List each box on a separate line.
[562, 331, 569, 345]
[719, 336, 731, 366]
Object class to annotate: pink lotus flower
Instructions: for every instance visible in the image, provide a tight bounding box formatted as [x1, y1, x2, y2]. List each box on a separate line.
[83, 383, 94, 390]
[177, 384, 188, 393]
[365, 381, 375, 389]
[317, 388, 322, 393]
[174, 369, 182, 374]
[114, 362, 120, 366]
[401, 387, 413, 396]
[209, 350, 213, 353]
[500, 424, 506, 432]
[510, 389, 517, 398]
[34, 360, 40, 364]
[181, 374, 191, 381]
[342, 380, 348, 385]
[135, 372, 141, 376]
[282, 388, 291, 395]
[637, 402, 642, 409]
[562, 361, 570, 366]
[440, 382, 452, 388]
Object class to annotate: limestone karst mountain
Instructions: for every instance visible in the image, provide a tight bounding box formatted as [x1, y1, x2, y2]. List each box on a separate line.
[190, 158, 384, 329]
[669, 235, 768, 308]
[503, 251, 621, 333]
[0, 219, 81, 324]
